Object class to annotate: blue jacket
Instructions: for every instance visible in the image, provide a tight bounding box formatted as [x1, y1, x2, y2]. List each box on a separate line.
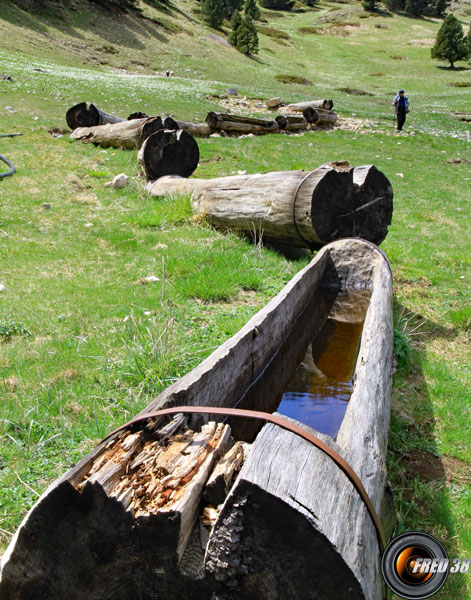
[392, 93, 410, 114]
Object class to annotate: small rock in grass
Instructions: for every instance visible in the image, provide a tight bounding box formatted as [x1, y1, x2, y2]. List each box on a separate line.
[42, 203, 52, 209]
[266, 97, 282, 109]
[104, 173, 129, 188]
[0, 283, 5, 293]
[2, 74, 13, 82]
[5, 106, 16, 114]
[237, 170, 247, 175]
[225, 88, 238, 96]
[395, 173, 404, 178]
[143, 275, 160, 283]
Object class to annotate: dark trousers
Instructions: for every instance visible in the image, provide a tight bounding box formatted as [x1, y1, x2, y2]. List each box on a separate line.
[397, 108, 406, 131]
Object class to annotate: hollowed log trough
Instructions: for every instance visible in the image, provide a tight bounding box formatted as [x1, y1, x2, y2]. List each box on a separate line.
[0, 238, 394, 600]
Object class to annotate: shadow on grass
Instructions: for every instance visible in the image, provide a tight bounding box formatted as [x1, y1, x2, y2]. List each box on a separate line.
[2, 0, 170, 51]
[388, 299, 468, 598]
[436, 65, 471, 72]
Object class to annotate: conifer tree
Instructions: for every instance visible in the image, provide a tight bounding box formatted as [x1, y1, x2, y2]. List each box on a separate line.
[244, 0, 261, 20]
[229, 9, 242, 46]
[235, 14, 259, 55]
[431, 13, 467, 68]
[362, 0, 378, 12]
[202, 0, 225, 29]
[467, 22, 471, 59]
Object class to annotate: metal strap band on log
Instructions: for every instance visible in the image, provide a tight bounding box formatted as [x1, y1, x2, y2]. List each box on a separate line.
[103, 405, 387, 554]
[292, 170, 318, 251]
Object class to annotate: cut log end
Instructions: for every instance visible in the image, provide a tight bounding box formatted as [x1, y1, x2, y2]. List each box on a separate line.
[310, 165, 393, 245]
[138, 129, 200, 181]
[66, 102, 96, 130]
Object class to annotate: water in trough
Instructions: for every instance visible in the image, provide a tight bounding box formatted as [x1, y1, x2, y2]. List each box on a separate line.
[277, 289, 371, 438]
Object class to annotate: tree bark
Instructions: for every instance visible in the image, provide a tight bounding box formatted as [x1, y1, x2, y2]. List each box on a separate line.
[287, 99, 334, 111]
[147, 163, 393, 248]
[0, 239, 394, 600]
[138, 129, 200, 181]
[70, 116, 164, 150]
[205, 112, 280, 135]
[66, 102, 125, 130]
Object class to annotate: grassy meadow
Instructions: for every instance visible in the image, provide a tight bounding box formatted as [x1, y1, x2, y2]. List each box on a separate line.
[1, 0, 471, 597]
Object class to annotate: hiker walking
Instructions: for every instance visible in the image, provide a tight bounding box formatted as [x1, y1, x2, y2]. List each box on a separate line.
[392, 89, 410, 131]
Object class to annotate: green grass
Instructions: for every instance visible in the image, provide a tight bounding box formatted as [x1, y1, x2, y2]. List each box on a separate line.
[1, 1, 471, 598]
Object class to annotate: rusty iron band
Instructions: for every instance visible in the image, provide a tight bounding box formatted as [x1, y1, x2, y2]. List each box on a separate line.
[292, 170, 319, 251]
[104, 405, 386, 554]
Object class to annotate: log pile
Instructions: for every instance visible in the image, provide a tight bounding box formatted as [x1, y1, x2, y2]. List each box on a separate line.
[147, 162, 394, 248]
[70, 116, 163, 150]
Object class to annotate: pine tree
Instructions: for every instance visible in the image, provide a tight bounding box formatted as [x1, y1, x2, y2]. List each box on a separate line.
[430, 0, 449, 17]
[229, 9, 242, 46]
[362, 0, 378, 12]
[224, 0, 244, 20]
[383, 0, 404, 11]
[404, 0, 428, 16]
[431, 13, 467, 68]
[235, 14, 259, 55]
[244, 0, 261, 20]
[201, 0, 225, 28]
[467, 22, 471, 59]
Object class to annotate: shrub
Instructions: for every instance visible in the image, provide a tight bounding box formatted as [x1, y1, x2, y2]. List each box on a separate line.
[259, 0, 295, 11]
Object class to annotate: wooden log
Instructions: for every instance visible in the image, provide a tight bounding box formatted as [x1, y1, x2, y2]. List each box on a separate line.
[301, 106, 318, 123]
[205, 242, 394, 600]
[147, 163, 393, 247]
[128, 111, 150, 120]
[203, 442, 247, 507]
[137, 129, 200, 181]
[205, 112, 279, 135]
[0, 240, 394, 600]
[70, 116, 164, 150]
[314, 110, 338, 125]
[66, 102, 125, 130]
[275, 114, 309, 132]
[287, 98, 334, 112]
[164, 116, 212, 137]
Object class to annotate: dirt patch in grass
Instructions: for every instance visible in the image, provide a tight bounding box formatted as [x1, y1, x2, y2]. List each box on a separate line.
[408, 38, 435, 47]
[448, 82, 471, 88]
[275, 74, 312, 85]
[369, 72, 385, 76]
[446, 157, 471, 164]
[336, 87, 373, 96]
[298, 26, 323, 34]
[257, 25, 290, 40]
[402, 450, 471, 486]
[390, 55, 409, 60]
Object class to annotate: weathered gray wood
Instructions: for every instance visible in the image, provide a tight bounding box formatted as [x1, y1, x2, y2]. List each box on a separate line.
[173, 120, 212, 137]
[275, 114, 309, 131]
[205, 240, 394, 600]
[147, 163, 393, 248]
[315, 110, 338, 125]
[70, 116, 163, 150]
[205, 112, 280, 135]
[0, 239, 394, 600]
[287, 99, 334, 111]
[203, 442, 247, 507]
